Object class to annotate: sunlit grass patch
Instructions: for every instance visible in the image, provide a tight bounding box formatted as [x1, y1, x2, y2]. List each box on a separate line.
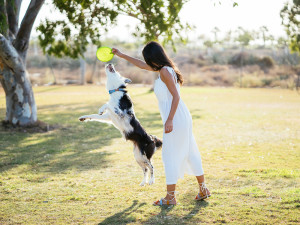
[281, 188, 300, 209]
[19, 174, 50, 183]
[237, 169, 300, 178]
[238, 186, 267, 198]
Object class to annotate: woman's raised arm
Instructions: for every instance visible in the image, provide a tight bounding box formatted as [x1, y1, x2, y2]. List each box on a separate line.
[112, 48, 154, 71]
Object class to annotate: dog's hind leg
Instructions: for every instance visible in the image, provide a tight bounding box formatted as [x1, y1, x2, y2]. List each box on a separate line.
[133, 145, 149, 186]
[138, 163, 148, 186]
[145, 159, 155, 185]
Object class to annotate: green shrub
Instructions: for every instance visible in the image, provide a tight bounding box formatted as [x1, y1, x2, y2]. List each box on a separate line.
[188, 55, 208, 67]
[261, 78, 273, 86]
[270, 77, 296, 89]
[229, 52, 258, 67]
[229, 53, 275, 70]
[258, 56, 275, 69]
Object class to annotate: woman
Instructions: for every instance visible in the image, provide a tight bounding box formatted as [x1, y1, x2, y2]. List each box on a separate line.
[112, 41, 210, 206]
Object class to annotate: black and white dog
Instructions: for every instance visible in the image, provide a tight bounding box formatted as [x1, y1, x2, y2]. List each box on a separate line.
[79, 64, 162, 186]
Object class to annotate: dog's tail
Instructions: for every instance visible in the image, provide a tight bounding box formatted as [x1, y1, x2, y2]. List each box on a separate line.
[155, 138, 162, 149]
[150, 135, 162, 149]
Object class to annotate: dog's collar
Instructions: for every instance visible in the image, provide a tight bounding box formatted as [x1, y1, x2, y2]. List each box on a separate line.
[108, 88, 126, 94]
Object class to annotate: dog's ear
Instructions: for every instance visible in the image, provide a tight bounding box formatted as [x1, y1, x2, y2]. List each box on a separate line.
[124, 78, 132, 84]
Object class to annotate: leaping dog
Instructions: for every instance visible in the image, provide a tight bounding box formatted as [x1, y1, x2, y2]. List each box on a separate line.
[79, 64, 162, 186]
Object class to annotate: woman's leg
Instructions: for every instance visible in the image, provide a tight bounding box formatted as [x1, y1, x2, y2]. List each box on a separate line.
[196, 175, 210, 196]
[164, 184, 177, 204]
[154, 184, 177, 205]
[196, 175, 205, 183]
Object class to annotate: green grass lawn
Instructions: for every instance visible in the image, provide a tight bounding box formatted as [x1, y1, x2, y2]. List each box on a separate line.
[0, 86, 299, 224]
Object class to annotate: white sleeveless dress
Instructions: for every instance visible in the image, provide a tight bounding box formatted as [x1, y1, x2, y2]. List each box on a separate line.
[154, 66, 204, 185]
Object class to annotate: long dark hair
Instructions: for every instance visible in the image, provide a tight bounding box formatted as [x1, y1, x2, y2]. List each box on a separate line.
[142, 41, 184, 85]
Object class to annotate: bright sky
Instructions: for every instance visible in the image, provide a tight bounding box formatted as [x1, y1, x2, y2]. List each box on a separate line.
[21, 0, 288, 41]
[179, 0, 288, 39]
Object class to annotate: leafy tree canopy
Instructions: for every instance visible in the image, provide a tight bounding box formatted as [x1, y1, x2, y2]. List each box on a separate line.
[281, 0, 300, 54]
[235, 26, 253, 47]
[37, 0, 190, 58]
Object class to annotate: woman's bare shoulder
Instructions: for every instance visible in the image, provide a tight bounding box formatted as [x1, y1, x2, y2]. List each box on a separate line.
[159, 67, 174, 81]
[159, 67, 169, 75]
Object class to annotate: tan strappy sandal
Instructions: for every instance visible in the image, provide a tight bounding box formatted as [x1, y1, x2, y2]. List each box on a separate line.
[195, 182, 211, 200]
[153, 191, 177, 206]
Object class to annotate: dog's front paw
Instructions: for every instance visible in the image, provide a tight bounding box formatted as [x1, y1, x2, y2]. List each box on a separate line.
[139, 181, 146, 186]
[148, 177, 155, 185]
[79, 116, 88, 122]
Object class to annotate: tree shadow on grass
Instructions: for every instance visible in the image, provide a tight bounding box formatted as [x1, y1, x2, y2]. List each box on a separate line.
[0, 120, 120, 173]
[0, 111, 120, 173]
[98, 200, 146, 225]
[0, 104, 163, 174]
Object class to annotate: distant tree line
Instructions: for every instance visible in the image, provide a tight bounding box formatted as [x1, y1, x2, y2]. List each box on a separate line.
[194, 26, 289, 50]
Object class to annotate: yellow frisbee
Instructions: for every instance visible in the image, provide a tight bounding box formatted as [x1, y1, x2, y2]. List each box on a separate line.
[96, 46, 114, 62]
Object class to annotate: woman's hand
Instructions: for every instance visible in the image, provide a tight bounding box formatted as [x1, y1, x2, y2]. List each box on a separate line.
[160, 67, 180, 134]
[164, 119, 173, 133]
[112, 48, 123, 57]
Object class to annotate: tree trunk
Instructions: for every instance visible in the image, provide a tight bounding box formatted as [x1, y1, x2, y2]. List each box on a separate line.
[0, 68, 37, 126]
[80, 57, 86, 85]
[0, 35, 37, 126]
[0, 0, 45, 127]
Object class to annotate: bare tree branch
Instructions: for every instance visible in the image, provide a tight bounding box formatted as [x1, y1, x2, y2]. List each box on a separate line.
[6, 0, 22, 37]
[14, 0, 44, 58]
[0, 0, 9, 37]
